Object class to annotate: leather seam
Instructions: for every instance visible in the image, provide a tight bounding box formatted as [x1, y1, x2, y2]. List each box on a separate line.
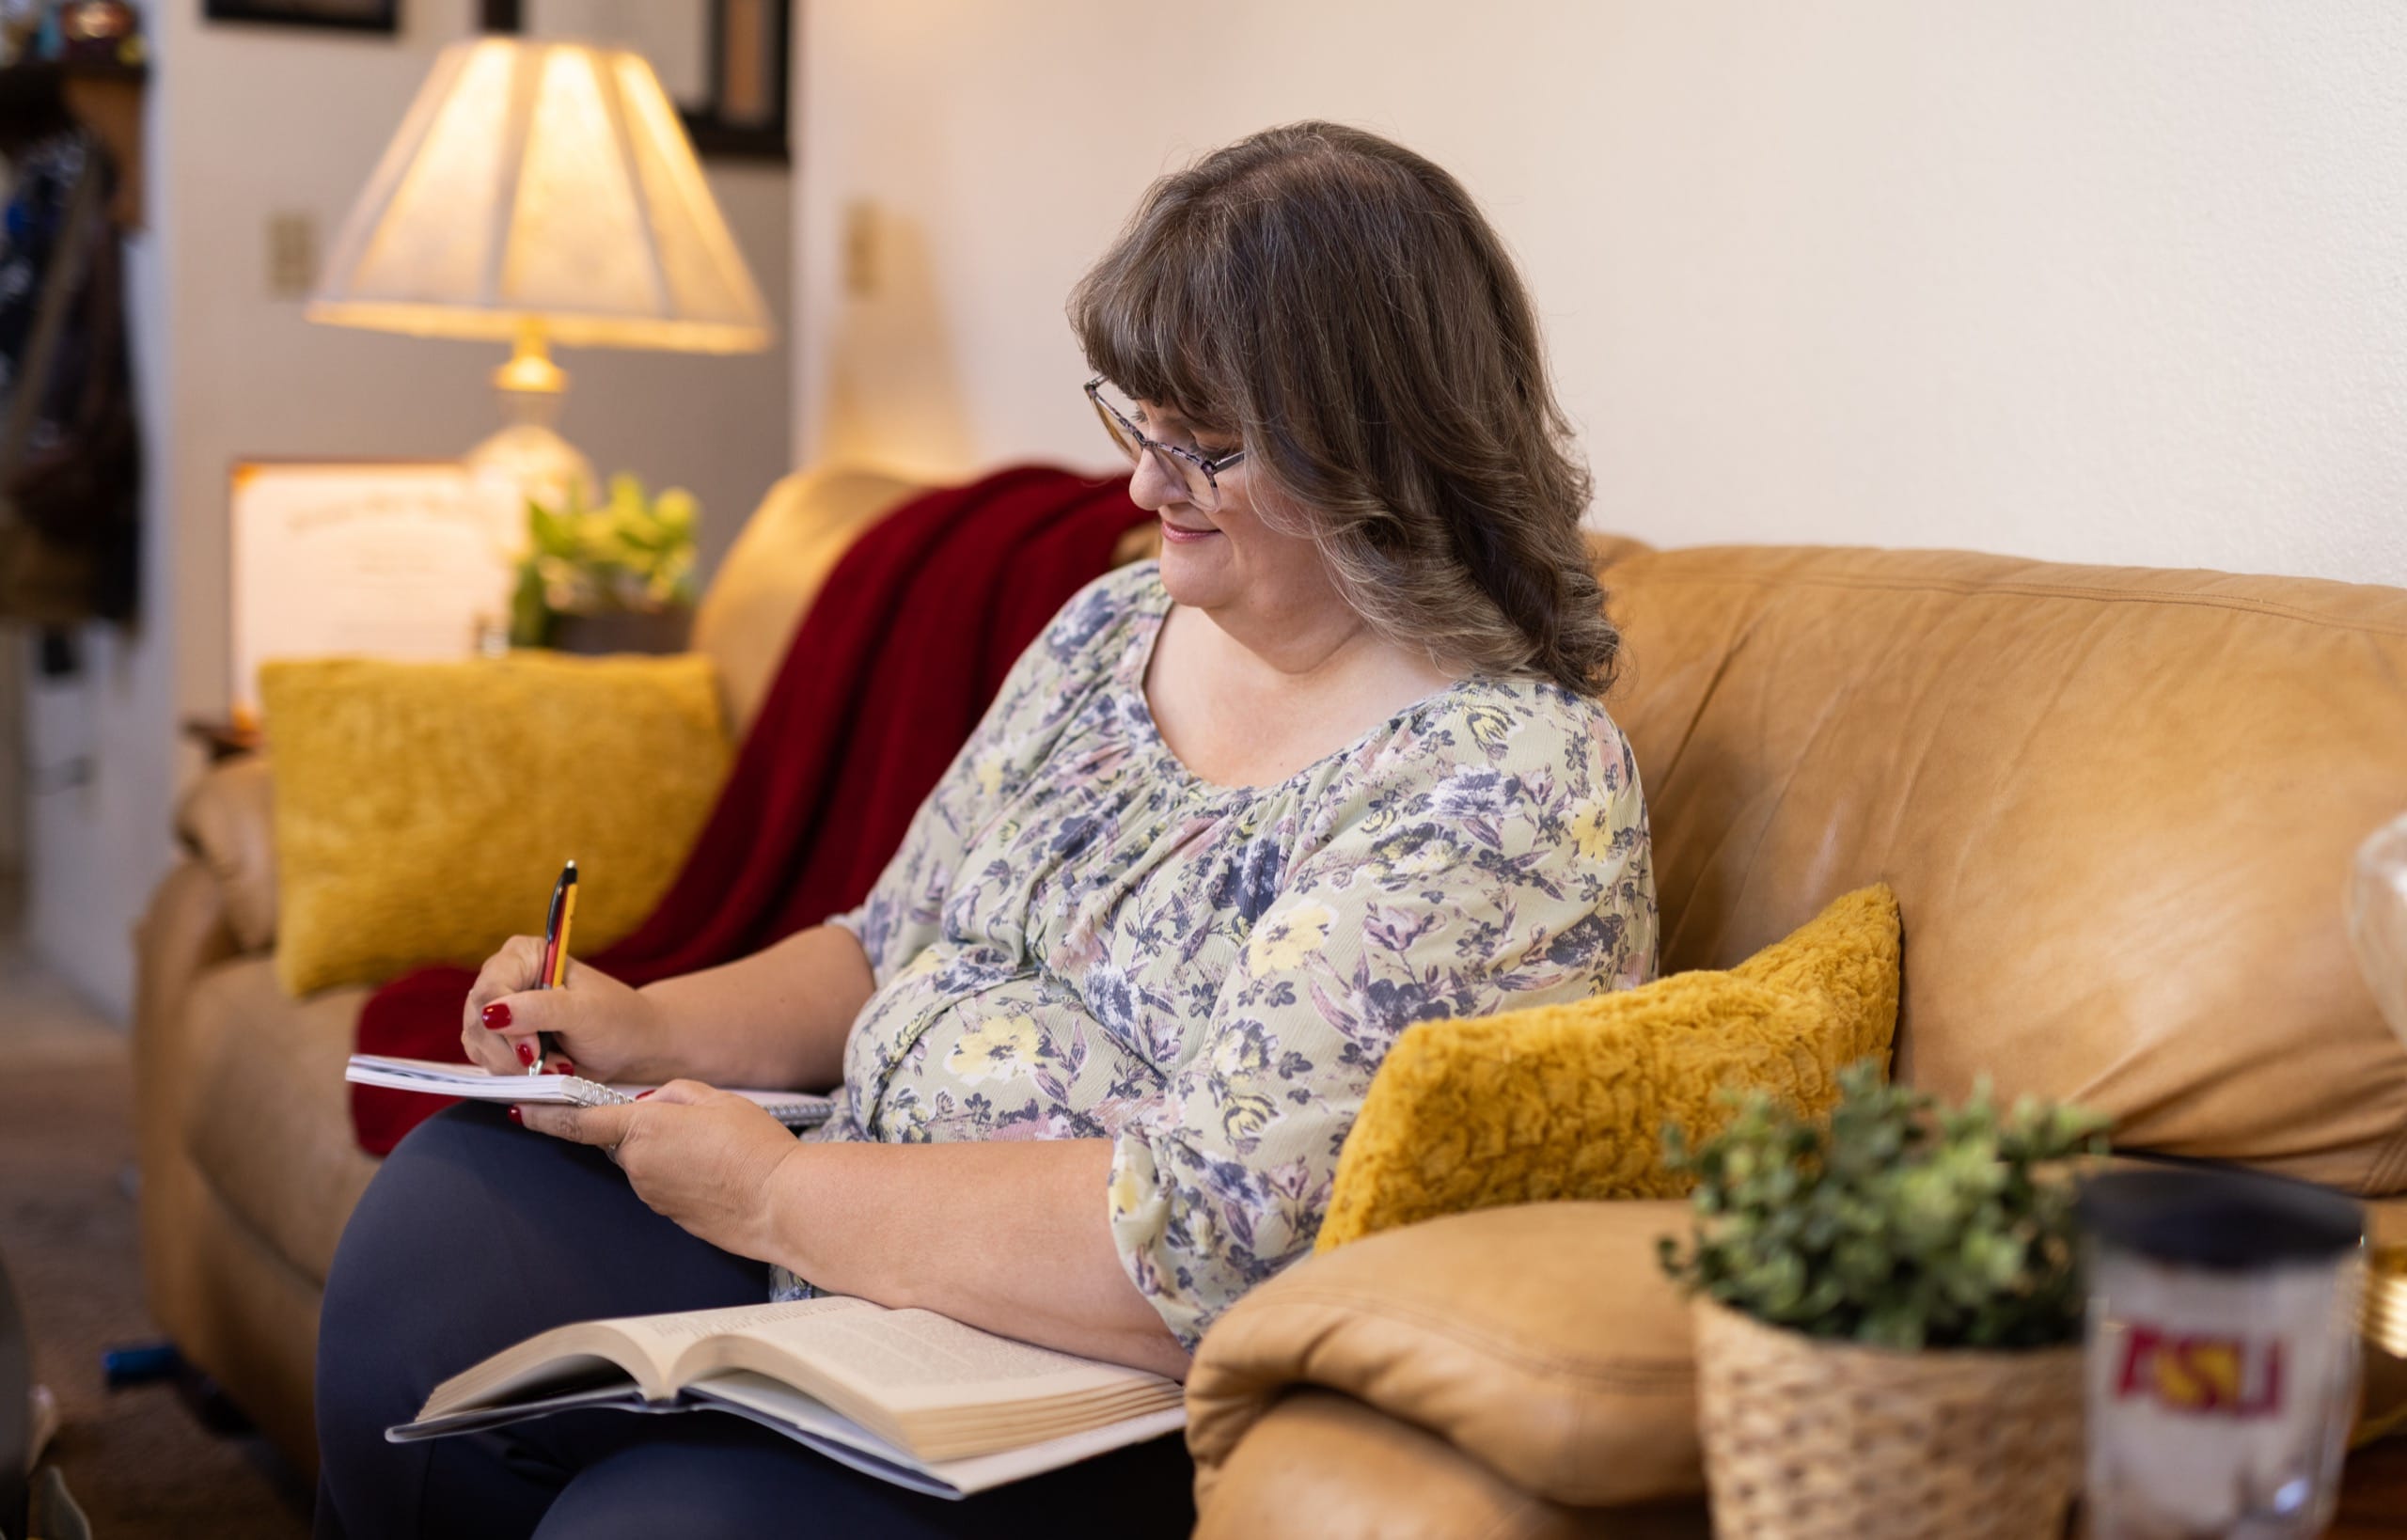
[1622, 567, 2407, 638]
[1646, 602, 1758, 792]
[1230, 1285, 1695, 1390]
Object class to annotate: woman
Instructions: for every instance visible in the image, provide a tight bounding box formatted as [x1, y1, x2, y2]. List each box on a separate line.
[314, 120, 1656, 1539]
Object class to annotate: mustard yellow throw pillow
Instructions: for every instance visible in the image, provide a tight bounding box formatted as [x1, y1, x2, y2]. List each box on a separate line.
[261, 653, 730, 996]
[1317, 884, 1900, 1252]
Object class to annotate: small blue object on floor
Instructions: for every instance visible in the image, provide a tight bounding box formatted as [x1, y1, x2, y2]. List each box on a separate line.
[101, 1342, 181, 1390]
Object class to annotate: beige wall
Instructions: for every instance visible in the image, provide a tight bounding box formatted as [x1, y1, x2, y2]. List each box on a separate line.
[23, 0, 791, 1017]
[794, 0, 2407, 586]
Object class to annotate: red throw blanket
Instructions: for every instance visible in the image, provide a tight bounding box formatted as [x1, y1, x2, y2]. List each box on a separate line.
[352, 465, 1150, 1155]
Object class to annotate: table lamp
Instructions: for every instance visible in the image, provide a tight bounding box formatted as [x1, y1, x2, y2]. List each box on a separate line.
[307, 36, 772, 508]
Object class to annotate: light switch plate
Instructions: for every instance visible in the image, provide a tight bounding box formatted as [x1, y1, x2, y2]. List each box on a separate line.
[267, 212, 317, 300]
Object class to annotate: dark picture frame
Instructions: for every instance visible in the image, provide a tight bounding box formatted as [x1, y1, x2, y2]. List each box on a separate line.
[480, 0, 788, 163]
[203, 0, 400, 32]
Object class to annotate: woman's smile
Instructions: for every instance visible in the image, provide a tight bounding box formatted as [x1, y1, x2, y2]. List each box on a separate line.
[1158, 511, 1221, 542]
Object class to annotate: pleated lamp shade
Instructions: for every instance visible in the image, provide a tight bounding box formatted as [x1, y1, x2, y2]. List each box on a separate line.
[308, 37, 771, 355]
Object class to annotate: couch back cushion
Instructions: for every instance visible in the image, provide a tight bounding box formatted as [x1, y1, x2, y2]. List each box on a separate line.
[1597, 543, 2407, 1196]
[691, 466, 921, 736]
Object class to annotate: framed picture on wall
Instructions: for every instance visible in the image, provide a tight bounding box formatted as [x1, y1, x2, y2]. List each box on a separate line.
[481, 0, 789, 162]
[203, 0, 400, 31]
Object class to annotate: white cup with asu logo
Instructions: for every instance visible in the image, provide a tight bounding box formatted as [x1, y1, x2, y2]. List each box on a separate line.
[2079, 1168, 2365, 1539]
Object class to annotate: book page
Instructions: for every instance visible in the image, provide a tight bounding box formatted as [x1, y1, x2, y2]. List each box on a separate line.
[641, 1300, 856, 1345]
[688, 1297, 1173, 1416]
[428, 1302, 844, 1418]
[419, 1296, 1181, 1469]
[692, 1373, 1188, 1499]
[422, 1318, 682, 1418]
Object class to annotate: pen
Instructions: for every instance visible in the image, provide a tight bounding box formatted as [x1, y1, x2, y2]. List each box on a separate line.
[532, 858, 577, 1075]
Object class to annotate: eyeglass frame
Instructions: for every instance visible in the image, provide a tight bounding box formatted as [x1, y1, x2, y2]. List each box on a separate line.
[1084, 376, 1248, 509]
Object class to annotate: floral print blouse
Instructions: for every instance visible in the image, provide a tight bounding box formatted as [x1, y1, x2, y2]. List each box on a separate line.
[805, 563, 1658, 1348]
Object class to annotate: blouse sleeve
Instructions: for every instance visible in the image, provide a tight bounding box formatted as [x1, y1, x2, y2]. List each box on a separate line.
[1106, 698, 1657, 1347]
[828, 569, 1149, 985]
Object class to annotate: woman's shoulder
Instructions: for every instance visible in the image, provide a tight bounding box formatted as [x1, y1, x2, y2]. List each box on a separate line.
[1284, 672, 1642, 861]
[1034, 559, 1167, 673]
[1386, 673, 1641, 793]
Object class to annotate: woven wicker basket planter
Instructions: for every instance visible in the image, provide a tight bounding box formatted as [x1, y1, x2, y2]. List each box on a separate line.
[1692, 1296, 2084, 1540]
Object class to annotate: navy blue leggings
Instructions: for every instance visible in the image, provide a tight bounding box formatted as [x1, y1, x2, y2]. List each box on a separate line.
[313, 1104, 1197, 1538]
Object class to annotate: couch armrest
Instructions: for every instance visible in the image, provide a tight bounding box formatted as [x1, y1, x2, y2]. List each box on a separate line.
[1188, 1202, 1704, 1514]
[131, 856, 246, 1310]
[1194, 1389, 1705, 1540]
[175, 757, 278, 954]
[1190, 1195, 2407, 1522]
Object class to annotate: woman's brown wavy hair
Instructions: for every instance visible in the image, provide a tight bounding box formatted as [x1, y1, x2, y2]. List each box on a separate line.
[1069, 121, 1618, 697]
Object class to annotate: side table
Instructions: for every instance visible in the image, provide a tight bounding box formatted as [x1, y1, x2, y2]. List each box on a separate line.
[180, 715, 260, 764]
[2334, 1436, 2407, 1535]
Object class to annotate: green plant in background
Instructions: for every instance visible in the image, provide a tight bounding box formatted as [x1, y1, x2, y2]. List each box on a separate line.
[510, 474, 700, 646]
[1660, 1061, 2109, 1351]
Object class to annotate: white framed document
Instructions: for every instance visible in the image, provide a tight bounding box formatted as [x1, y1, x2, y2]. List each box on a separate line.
[228, 460, 522, 715]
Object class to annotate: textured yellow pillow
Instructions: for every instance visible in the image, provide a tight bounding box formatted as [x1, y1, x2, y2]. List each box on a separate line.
[261, 653, 730, 996]
[1316, 884, 1900, 1252]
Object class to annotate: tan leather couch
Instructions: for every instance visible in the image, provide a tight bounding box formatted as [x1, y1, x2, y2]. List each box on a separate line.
[135, 469, 2407, 1532]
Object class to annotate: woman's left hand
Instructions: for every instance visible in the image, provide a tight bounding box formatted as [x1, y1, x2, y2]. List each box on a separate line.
[518, 1081, 801, 1262]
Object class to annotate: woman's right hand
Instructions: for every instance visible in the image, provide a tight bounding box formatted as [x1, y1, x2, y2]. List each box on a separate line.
[458, 935, 668, 1084]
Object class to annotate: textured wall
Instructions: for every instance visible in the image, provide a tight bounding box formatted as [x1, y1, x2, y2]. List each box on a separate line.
[794, 0, 2407, 585]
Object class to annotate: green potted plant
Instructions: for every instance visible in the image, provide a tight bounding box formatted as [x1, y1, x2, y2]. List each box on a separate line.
[510, 473, 700, 653]
[1660, 1061, 2108, 1540]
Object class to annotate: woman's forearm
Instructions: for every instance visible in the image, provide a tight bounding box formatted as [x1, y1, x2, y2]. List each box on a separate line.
[761, 1138, 1192, 1382]
[630, 924, 875, 1091]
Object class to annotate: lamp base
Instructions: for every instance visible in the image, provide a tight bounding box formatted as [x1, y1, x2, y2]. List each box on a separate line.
[467, 321, 599, 514]
[466, 420, 598, 516]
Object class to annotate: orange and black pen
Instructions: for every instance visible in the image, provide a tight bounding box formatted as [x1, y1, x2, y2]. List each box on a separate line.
[531, 858, 578, 1075]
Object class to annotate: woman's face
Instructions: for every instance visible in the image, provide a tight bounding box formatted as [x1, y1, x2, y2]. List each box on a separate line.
[1125, 401, 1337, 621]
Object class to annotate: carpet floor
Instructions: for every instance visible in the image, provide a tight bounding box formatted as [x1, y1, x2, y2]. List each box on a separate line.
[1, 928, 310, 1539]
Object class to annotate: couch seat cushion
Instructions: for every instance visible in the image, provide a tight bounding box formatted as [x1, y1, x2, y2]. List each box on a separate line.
[181, 957, 381, 1284]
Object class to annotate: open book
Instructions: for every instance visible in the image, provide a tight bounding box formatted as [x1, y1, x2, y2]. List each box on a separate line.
[388, 1296, 1186, 1499]
[345, 1054, 833, 1131]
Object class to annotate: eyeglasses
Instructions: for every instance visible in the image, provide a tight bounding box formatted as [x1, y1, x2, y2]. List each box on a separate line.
[1084, 376, 1247, 512]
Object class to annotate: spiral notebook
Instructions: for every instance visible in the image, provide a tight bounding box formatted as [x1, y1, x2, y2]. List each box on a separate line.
[344, 1055, 835, 1130]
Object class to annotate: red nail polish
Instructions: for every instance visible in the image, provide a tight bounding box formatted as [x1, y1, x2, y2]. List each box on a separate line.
[507, 1106, 522, 1125]
[482, 1002, 512, 1030]
[554, 1060, 575, 1076]
[635, 1089, 654, 1100]
[515, 1042, 536, 1068]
